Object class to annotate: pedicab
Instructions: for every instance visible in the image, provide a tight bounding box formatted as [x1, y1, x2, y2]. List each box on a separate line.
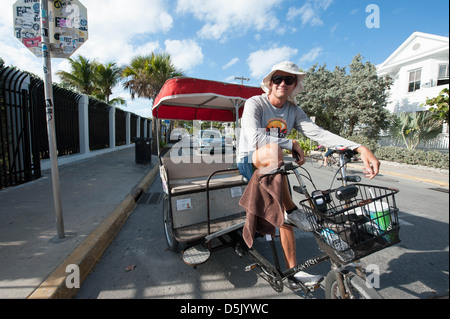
[152, 77, 263, 266]
[153, 77, 401, 298]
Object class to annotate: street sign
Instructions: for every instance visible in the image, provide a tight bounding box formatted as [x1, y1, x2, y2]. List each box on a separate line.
[13, 0, 88, 58]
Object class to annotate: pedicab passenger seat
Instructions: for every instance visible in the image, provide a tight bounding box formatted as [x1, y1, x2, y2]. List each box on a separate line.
[161, 154, 245, 195]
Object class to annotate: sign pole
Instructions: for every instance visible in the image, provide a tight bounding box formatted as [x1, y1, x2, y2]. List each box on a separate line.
[40, 0, 64, 239]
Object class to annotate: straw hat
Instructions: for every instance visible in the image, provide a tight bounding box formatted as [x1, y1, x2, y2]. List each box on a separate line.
[260, 61, 306, 103]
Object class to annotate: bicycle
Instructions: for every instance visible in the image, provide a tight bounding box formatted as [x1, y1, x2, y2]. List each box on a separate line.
[310, 145, 339, 171]
[243, 147, 401, 299]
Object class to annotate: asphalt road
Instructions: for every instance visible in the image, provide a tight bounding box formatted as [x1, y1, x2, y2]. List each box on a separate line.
[76, 159, 449, 300]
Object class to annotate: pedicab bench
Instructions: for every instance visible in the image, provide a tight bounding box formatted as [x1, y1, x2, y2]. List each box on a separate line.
[160, 153, 247, 241]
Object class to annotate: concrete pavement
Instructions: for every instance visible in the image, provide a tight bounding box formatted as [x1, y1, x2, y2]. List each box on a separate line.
[0, 146, 158, 299]
[0, 146, 447, 299]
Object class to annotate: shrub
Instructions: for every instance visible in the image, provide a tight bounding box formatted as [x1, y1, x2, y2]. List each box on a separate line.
[345, 135, 379, 153]
[374, 146, 449, 170]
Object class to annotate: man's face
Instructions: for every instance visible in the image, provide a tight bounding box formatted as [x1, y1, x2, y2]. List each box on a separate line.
[269, 71, 297, 101]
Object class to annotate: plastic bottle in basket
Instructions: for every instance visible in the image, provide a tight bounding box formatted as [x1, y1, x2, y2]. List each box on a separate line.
[320, 228, 355, 261]
[365, 201, 395, 241]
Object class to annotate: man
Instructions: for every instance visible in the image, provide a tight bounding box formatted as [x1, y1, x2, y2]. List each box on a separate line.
[237, 61, 380, 288]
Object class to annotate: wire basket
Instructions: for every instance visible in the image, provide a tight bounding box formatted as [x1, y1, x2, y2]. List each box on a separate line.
[298, 184, 400, 263]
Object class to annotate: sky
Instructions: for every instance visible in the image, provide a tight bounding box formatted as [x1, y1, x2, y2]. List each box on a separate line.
[1, 0, 449, 118]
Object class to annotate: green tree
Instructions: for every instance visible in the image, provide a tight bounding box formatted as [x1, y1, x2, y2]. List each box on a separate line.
[93, 62, 126, 106]
[297, 63, 342, 134]
[341, 54, 392, 137]
[297, 54, 392, 140]
[422, 88, 449, 123]
[56, 55, 98, 95]
[122, 53, 183, 153]
[389, 111, 442, 150]
[57, 55, 125, 106]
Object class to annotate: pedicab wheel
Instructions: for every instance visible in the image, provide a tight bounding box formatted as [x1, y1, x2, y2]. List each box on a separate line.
[163, 194, 178, 252]
[324, 270, 383, 299]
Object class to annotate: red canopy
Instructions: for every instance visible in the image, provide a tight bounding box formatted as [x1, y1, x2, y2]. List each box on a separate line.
[152, 77, 263, 122]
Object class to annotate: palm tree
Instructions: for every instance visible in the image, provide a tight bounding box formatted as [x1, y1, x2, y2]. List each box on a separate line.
[122, 53, 183, 153]
[389, 111, 442, 149]
[93, 62, 126, 106]
[56, 55, 98, 95]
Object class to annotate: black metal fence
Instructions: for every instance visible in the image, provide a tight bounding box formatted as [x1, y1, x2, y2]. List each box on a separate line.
[89, 98, 110, 151]
[0, 67, 39, 189]
[116, 108, 127, 147]
[30, 77, 81, 159]
[1, 65, 151, 189]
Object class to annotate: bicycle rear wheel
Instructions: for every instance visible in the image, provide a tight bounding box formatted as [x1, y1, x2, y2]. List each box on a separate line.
[325, 154, 339, 171]
[311, 153, 325, 168]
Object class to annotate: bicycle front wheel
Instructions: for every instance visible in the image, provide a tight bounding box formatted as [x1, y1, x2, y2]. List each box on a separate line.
[324, 270, 383, 299]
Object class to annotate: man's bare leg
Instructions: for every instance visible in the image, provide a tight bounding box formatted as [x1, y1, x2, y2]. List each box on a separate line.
[252, 143, 297, 268]
[280, 225, 296, 268]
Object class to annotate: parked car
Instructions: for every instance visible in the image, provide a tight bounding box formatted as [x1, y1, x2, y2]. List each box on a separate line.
[196, 129, 225, 154]
[169, 128, 189, 143]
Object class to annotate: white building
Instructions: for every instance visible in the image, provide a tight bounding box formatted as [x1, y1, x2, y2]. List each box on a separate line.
[377, 32, 449, 115]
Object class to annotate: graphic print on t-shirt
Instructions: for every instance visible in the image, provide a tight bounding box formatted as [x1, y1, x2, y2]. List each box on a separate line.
[265, 118, 288, 138]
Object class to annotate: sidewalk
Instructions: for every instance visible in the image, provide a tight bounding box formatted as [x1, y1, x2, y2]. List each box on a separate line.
[0, 146, 158, 299]
[0, 147, 447, 299]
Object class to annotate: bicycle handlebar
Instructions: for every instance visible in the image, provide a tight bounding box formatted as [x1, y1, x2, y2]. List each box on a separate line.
[329, 147, 358, 157]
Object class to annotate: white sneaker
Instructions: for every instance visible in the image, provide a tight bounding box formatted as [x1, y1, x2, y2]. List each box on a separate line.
[284, 209, 313, 232]
[294, 271, 324, 288]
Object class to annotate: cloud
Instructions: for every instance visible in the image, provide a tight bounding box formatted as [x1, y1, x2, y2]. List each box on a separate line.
[164, 39, 204, 73]
[222, 57, 240, 70]
[287, 0, 334, 27]
[133, 42, 161, 58]
[74, 0, 173, 65]
[299, 47, 323, 66]
[2, 0, 174, 74]
[176, 0, 280, 40]
[247, 46, 299, 79]
[2, 0, 175, 118]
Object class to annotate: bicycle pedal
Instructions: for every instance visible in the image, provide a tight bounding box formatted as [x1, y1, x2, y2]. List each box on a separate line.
[245, 263, 258, 272]
[309, 283, 321, 291]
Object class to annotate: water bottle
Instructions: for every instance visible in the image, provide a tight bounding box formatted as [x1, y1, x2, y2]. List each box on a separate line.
[321, 228, 347, 251]
[321, 228, 355, 261]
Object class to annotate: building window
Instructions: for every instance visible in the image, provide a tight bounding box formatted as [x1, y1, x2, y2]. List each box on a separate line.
[438, 64, 449, 86]
[408, 69, 421, 92]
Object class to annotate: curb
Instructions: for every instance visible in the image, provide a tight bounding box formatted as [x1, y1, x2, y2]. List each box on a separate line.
[27, 164, 159, 299]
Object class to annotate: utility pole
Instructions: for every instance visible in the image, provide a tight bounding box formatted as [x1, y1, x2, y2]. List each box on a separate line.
[235, 76, 250, 85]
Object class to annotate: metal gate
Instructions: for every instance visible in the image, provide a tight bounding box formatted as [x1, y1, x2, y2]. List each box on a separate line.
[0, 66, 41, 189]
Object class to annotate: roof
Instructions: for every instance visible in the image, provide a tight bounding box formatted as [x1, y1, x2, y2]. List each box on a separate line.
[152, 77, 264, 122]
[377, 32, 449, 75]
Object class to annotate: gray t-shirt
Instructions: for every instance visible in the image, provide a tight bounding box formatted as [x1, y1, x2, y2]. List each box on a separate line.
[238, 94, 361, 162]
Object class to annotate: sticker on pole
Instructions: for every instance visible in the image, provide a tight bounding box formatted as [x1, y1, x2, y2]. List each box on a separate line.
[13, 0, 88, 58]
